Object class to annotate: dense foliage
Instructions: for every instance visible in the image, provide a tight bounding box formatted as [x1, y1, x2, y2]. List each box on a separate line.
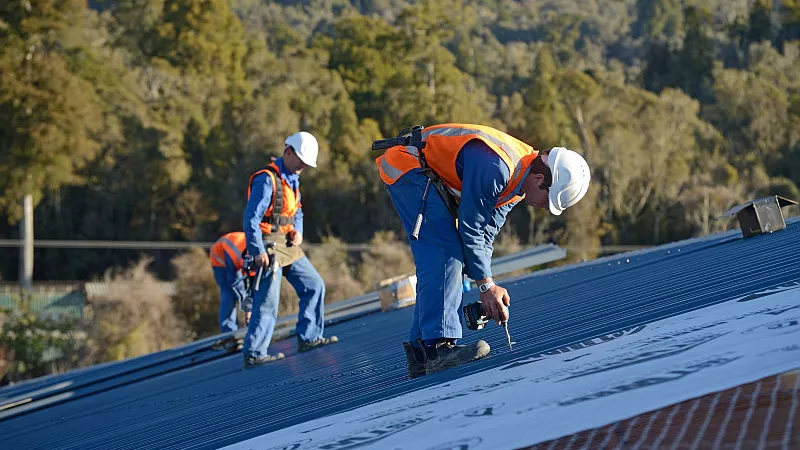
[2, 0, 799, 281]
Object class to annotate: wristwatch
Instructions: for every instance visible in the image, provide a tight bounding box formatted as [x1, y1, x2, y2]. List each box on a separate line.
[478, 280, 495, 293]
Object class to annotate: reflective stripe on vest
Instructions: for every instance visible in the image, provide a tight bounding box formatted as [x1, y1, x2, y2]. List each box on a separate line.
[220, 237, 244, 268]
[210, 252, 226, 267]
[422, 126, 522, 171]
[376, 124, 537, 208]
[210, 232, 247, 269]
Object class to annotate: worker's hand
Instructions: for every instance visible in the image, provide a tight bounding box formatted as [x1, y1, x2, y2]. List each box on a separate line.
[479, 284, 510, 325]
[254, 253, 270, 267]
[286, 230, 303, 247]
[245, 311, 252, 326]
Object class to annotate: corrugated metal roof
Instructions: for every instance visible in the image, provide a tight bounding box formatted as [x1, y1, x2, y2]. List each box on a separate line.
[2, 219, 799, 450]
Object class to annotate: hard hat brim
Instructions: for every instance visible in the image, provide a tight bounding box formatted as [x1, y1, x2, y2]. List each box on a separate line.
[548, 192, 563, 216]
[296, 153, 317, 168]
[546, 147, 565, 216]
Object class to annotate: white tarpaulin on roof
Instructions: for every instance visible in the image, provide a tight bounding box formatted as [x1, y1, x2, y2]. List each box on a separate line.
[221, 286, 800, 450]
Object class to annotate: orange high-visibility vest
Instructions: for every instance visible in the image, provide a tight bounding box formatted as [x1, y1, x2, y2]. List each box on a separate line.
[375, 124, 538, 207]
[210, 232, 247, 269]
[247, 162, 300, 234]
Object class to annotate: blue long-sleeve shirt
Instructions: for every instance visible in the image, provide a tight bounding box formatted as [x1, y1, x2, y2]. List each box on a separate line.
[455, 140, 529, 280]
[243, 157, 303, 256]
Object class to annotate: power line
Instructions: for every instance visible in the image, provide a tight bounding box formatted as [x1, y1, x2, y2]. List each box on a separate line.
[0, 239, 215, 250]
[0, 239, 647, 253]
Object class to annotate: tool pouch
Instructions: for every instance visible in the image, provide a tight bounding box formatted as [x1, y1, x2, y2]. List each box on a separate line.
[232, 272, 252, 312]
[263, 233, 304, 267]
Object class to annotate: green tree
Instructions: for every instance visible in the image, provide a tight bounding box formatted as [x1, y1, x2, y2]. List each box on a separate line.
[511, 47, 577, 150]
[642, 6, 714, 103]
[0, 0, 102, 222]
[704, 67, 790, 167]
[674, 6, 715, 102]
[634, 0, 684, 44]
[747, 0, 774, 45]
[777, 0, 800, 46]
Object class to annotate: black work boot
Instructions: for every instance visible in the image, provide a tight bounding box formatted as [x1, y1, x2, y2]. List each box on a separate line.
[402, 342, 426, 379]
[243, 353, 285, 369]
[423, 340, 490, 375]
[298, 335, 339, 352]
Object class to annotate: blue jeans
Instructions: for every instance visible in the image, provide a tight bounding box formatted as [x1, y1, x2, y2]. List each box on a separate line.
[386, 169, 465, 344]
[243, 256, 326, 358]
[213, 267, 239, 333]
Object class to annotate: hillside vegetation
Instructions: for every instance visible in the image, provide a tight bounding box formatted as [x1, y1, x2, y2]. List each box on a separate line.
[1, 0, 798, 278]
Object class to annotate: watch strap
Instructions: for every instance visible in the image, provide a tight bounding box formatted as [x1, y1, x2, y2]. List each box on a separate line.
[478, 280, 495, 293]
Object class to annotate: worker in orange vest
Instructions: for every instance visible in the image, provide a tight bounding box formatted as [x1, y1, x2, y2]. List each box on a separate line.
[241, 131, 338, 368]
[209, 231, 249, 333]
[376, 124, 591, 378]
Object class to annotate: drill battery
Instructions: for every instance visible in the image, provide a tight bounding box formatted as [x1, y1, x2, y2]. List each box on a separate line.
[463, 301, 489, 330]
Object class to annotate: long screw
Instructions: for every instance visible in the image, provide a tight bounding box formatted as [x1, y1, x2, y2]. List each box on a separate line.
[502, 321, 513, 351]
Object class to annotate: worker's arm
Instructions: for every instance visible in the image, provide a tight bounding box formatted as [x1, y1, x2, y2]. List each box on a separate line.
[287, 205, 304, 246]
[457, 140, 513, 323]
[294, 210, 304, 236]
[483, 203, 514, 246]
[243, 173, 273, 258]
[457, 141, 511, 281]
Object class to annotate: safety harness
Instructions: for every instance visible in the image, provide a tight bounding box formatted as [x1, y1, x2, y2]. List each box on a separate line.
[373, 126, 460, 220]
[256, 165, 295, 229]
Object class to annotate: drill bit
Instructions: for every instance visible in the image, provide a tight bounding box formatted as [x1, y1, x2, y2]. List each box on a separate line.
[502, 321, 513, 351]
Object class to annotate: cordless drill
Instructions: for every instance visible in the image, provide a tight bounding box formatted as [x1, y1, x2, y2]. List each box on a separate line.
[463, 301, 514, 350]
[463, 301, 490, 330]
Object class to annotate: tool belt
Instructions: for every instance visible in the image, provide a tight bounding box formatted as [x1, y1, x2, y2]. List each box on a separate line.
[372, 125, 460, 219]
[262, 233, 304, 267]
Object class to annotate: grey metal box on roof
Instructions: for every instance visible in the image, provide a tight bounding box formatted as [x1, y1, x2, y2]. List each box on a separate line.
[721, 195, 798, 238]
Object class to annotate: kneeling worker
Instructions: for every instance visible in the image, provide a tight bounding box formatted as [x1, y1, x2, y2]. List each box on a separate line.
[375, 124, 591, 378]
[242, 131, 338, 368]
[209, 231, 250, 333]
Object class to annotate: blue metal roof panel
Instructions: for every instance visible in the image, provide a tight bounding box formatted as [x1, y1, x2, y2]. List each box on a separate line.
[0, 329, 235, 407]
[3, 219, 800, 449]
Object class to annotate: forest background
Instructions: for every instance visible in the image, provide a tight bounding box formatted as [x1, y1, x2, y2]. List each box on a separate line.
[1, 0, 799, 381]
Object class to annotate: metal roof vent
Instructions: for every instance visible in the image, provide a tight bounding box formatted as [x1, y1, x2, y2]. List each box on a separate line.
[721, 195, 798, 238]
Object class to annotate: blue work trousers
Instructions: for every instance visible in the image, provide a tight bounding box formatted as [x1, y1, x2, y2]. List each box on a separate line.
[243, 256, 326, 358]
[213, 266, 239, 333]
[386, 169, 465, 343]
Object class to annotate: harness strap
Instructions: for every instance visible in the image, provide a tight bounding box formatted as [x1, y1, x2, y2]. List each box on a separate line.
[420, 161, 460, 219]
[373, 125, 459, 219]
[259, 165, 294, 227]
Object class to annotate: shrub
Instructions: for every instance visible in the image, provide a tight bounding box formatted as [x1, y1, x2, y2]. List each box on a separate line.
[356, 231, 415, 289]
[171, 248, 221, 338]
[0, 303, 86, 385]
[82, 259, 190, 364]
[303, 237, 363, 306]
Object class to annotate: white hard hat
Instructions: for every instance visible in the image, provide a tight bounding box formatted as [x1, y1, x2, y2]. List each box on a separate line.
[546, 147, 591, 216]
[285, 131, 319, 167]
